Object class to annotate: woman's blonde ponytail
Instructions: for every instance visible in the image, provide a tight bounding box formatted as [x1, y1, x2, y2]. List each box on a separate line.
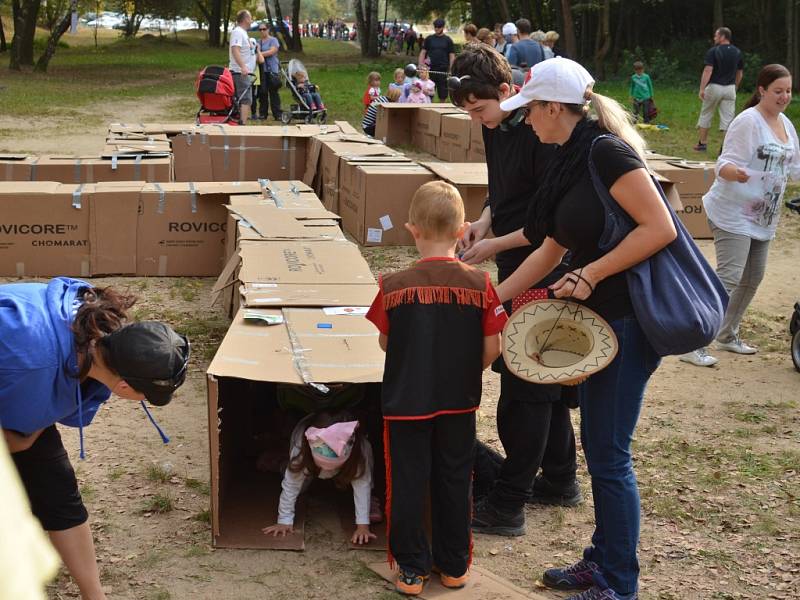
[589, 92, 647, 161]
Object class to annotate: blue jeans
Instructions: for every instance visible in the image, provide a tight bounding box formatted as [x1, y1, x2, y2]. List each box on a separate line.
[577, 316, 660, 595]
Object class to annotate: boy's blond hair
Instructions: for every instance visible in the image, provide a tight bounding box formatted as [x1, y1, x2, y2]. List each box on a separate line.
[394, 67, 405, 80]
[408, 181, 465, 240]
[368, 71, 381, 85]
[386, 86, 402, 101]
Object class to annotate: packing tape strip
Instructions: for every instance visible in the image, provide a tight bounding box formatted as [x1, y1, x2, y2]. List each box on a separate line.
[86, 163, 94, 183]
[4, 163, 10, 181]
[72, 184, 84, 209]
[188, 181, 197, 213]
[81, 260, 90, 277]
[74, 158, 82, 184]
[134, 154, 142, 181]
[238, 143, 246, 181]
[186, 132, 192, 146]
[30, 157, 39, 181]
[158, 255, 168, 276]
[154, 182, 166, 213]
[15, 262, 24, 277]
[282, 308, 315, 385]
[281, 138, 289, 171]
[111, 154, 118, 171]
[258, 178, 270, 198]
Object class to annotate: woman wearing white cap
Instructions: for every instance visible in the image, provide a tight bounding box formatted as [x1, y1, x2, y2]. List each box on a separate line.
[495, 57, 677, 600]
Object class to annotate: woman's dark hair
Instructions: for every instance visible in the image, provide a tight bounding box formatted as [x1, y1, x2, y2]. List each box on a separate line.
[72, 287, 137, 379]
[289, 410, 366, 487]
[450, 44, 512, 107]
[744, 64, 792, 110]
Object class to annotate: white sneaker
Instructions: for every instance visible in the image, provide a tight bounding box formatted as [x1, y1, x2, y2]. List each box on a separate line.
[678, 348, 718, 367]
[716, 337, 757, 355]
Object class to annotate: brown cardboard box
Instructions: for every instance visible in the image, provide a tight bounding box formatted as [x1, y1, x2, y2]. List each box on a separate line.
[102, 140, 172, 156]
[440, 114, 472, 150]
[230, 191, 339, 221]
[420, 162, 488, 222]
[437, 140, 470, 162]
[0, 155, 37, 181]
[206, 307, 383, 549]
[468, 119, 486, 162]
[649, 159, 715, 238]
[374, 104, 420, 146]
[411, 129, 439, 156]
[413, 106, 464, 137]
[340, 164, 435, 246]
[303, 133, 377, 189]
[337, 155, 416, 216]
[31, 155, 172, 183]
[136, 182, 263, 276]
[90, 182, 145, 275]
[107, 123, 196, 136]
[0, 182, 93, 277]
[226, 205, 332, 241]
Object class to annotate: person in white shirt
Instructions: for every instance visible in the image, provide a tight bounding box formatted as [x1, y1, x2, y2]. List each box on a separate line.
[681, 64, 800, 367]
[229, 9, 255, 123]
[262, 411, 377, 545]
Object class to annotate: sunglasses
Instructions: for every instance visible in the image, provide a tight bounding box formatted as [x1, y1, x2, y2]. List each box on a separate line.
[259, 28, 268, 31]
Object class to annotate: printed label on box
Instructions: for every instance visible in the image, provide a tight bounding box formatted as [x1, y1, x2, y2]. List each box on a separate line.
[379, 215, 393, 230]
[367, 228, 383, 243]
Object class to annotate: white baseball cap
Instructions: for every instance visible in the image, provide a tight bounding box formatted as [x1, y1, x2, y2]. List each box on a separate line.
[501, 22, 517, 36]
[500, 57, 595, 112]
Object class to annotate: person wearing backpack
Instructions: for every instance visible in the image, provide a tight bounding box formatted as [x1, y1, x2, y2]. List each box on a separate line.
[496, 57, 677, 600]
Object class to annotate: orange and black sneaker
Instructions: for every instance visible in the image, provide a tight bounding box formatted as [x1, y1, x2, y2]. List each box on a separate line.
[395, 569, 427, 596]
[440, 571, 469, 589]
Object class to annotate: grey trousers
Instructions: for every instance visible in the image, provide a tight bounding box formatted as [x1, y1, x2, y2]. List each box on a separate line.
[710, 220, 771, 343]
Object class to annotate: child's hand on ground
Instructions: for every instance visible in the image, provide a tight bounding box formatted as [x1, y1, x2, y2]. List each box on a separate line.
[262, 523, 294, 537]
[351, 524, 377, 545]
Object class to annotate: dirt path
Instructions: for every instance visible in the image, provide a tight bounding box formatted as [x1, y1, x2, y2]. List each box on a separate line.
[2, 129, 798, 600]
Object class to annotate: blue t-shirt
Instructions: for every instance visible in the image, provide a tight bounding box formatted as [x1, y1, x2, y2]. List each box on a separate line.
[259, 37, 280, 74]
[507, 39, 545, 70]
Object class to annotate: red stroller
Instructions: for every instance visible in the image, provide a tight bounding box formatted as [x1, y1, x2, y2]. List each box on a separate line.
[195, 66, 253, 125]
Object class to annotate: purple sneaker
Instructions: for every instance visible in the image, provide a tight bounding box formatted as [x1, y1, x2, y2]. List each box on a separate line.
[542, 558, 600, 590]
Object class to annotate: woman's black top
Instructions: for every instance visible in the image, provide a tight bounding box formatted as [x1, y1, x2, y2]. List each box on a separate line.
[529, 136, 644, 322]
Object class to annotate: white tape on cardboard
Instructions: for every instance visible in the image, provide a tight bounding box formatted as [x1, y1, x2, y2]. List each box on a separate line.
[379, 215, 393, 231]
[366, 228, 383, 243]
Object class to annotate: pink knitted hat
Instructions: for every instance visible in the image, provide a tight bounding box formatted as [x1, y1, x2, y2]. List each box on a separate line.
[304, 420, 359, 470]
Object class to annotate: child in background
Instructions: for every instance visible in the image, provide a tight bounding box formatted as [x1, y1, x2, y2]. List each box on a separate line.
[405, 81, 429, 104]
[292, 69, 326, 111]
[362, 86, 401, 137]
[389, 68, 407, 94]
[363, 71, 382, 111]
[630, 61, 655, 123]
[262, 411, 377, 545]
[417, 66, 436, 101]
[366, 181, 507, 596]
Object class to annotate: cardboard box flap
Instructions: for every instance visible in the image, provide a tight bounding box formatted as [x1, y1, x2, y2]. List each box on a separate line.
[226, 205, 321, 240]
[230, 193, 338, 220]
[101, 143, 172, 157]
[420, 161, 488, 186]
[237, 241, 375, 285]
[263, 180, 312, 194]
[334, 121, 361, 135]
[355, 164, 432, 175]
[242, 282, 378, 308]
[652, 172, 683, 212]
[0, 181, 71, 194]
[208, 308, 383, 384]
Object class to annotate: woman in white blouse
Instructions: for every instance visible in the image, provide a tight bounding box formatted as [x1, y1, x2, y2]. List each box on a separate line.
[682, 64, 800, 367]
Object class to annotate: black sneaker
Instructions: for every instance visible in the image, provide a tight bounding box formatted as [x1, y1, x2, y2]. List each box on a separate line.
[527, 475, 583, 507]
[471, 498, 525, 536]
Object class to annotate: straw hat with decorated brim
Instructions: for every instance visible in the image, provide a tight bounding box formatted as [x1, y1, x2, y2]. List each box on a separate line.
[503, 299, 618, 385]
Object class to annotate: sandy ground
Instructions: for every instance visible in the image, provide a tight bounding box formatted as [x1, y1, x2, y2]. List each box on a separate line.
[1, 123, 798, 600]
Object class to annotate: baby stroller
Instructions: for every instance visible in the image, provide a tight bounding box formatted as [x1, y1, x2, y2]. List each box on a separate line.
[280, 59, 327, 124]
[195, 65, 253, 125]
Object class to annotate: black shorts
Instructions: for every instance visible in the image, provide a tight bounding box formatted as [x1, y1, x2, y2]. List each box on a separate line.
[11, 425, 89, 531]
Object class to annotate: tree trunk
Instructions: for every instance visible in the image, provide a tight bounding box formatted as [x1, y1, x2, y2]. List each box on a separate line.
[532, 0, 544, 29]
[713, 0, 723, 29]
[10, 0, 39, 70]
[291, 0, 303, 52]
[0, 13, 7, 53]
[593, 0, 611, 79]
[497, 0, 511, 22]
[195, 0, 222, 47]
[368, 0, 379, 57]
[222, 0, 233, 46]
[560, 0, 576, 59]
[610, 0, 624, 75]
[787, 0, 794, 75]
[34, 1, 74, 73]
[273, 0, 291, 50]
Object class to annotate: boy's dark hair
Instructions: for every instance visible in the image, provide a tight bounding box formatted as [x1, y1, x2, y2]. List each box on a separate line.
[717, 27, 732, 40]
[633, 61, 644, 70]
[450, 44, 512, 107]
[515, 18, 532, 35]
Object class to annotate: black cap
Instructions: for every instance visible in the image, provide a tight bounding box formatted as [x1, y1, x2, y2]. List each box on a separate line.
[104, 322, 190, 407]
[433, 18, 445, 28]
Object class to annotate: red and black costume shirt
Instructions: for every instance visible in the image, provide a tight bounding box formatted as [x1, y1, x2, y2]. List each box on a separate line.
[366, 257, 507, 420]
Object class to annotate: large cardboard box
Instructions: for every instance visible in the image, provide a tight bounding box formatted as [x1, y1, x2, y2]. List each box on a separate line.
[30, 155, 172, 183]
[102, 140, 172, 156]
[206, 307, 383, 549]
[0, 155, 37, 181]
[648, 159, 715, 238]
[230, 191, 339, 221]
[413, 106, 464, 137]
[317, 141, 402, 213]
[90, 182, 145, 275]
[374, 104, 420, 146]
[411, 129, 439, 156]
[468, 119, 486, 162]
[0, 182, 93, 277]
[303, 132, 379, 190]
[437, 140, 470, 162]
[421, 162, 488, 222]
[136, 181, 263, 276]
[340, 164, 435, 246]
[440, 114, 472, 150]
